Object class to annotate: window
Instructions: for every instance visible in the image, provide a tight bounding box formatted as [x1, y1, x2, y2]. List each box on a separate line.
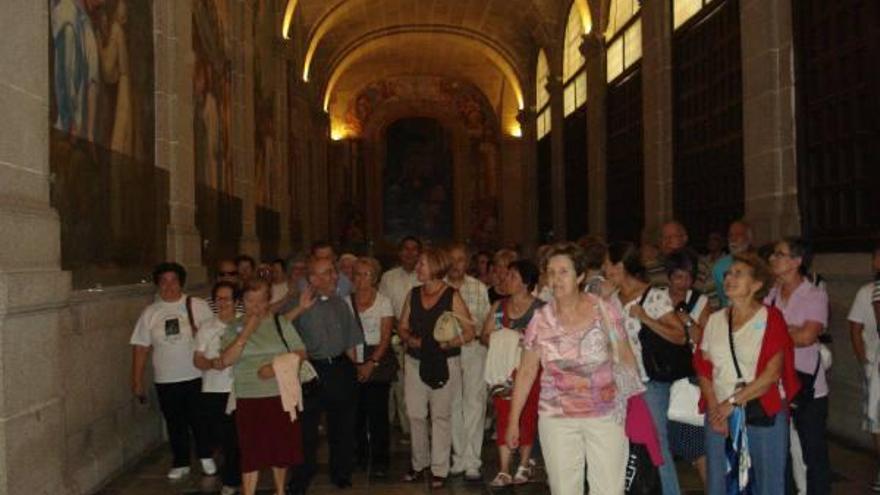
[673, 0, 716, 30]
[605, 0, 642, 83]
[672, 0, 744, 247]
[563, 4, 588, 117]
[536, 49, 552, 139]
[606, 71, 644, 243]
[793, 0, 880, 250]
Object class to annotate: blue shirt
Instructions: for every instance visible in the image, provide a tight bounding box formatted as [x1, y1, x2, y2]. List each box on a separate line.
[712, 254, 733, 307]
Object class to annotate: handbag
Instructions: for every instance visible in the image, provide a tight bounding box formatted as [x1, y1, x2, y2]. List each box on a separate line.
[433, 311, 462, 343]
[273, 315, 321, 396]
[350, 294, 399, 383]
[624, 442, 661, 495]
[637, 288, 693, 382]
[727, 309, 775, 427]
[668, 291, 705, 426]
[792, 352, 821, 409]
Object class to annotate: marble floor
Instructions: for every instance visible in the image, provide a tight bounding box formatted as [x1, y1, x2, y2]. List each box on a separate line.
[96, 428, 877, 495]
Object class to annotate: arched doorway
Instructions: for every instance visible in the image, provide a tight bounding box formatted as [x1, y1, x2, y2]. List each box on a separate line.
[383, 118, 454, 243]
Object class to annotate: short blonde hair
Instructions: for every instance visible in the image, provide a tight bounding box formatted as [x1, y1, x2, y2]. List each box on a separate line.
[355, 257, 382, 286]
[422, 247, 452, 280]
[493, 248, 518, 268]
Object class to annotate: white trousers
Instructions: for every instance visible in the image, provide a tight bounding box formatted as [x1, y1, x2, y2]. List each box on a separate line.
[405, 355, 462, 477]
[451, 342, 488, 472]
[539, 414, 627, 495]
[388, 342, 410, 434]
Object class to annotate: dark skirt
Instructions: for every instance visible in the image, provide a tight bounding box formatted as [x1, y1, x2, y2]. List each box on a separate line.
[236, 396, 303, 472]
[669, 420, 706, 462]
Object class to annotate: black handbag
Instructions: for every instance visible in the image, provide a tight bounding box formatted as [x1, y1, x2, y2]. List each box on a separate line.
[637, 288, 693, 382]
[624, 442, 660, 495]
[727, 309, 775, 427]
[792, 353, 820, 409]
[350, 294, 399, 383]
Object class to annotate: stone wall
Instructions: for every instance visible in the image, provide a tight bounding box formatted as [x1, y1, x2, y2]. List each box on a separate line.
[62, 286, 162, 494]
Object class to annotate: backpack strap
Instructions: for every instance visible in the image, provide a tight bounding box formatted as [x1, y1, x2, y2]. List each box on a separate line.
[186, 296, 198, 335]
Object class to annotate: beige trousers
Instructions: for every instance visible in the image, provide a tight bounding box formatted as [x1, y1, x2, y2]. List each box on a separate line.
[538, 414, 627, 495]
[404, 354, 462, 477]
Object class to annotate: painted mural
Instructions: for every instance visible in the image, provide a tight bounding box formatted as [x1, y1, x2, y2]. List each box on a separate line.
[49, 0, 165, 288]
[50, 0, 153, 158]
[253, 0, 282, 208]
[343, 77, 499, 140]
[193, 0, 233, 194]
[384, 118, 454, 242]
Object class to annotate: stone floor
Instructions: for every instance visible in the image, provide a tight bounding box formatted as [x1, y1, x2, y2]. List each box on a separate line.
[95, 428, 877, 495]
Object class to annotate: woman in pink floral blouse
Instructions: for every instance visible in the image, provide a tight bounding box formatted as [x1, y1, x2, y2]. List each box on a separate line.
[506, 242, 640, 495]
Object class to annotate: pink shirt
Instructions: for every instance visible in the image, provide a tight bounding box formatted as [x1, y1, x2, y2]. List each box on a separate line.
[765, 280, 829, 398]
[523, 294, 627, 418]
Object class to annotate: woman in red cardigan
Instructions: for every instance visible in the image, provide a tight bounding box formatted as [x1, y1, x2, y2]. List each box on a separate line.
[693, 252, 800, 494]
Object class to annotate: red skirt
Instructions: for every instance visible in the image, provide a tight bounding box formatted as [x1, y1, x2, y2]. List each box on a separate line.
[494, 369, 541, 447]
[235, 396, 303, 472]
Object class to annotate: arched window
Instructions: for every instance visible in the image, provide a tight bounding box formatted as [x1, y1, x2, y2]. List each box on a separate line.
[673, 0, 715, 30]
[605, 0, 642, 83]
[536, 49, 551, 139]
[562, 3, 588, 116]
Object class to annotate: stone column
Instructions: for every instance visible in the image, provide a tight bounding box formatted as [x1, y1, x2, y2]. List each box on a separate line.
[517, 108, 538, 252]
[641, 0, 675, 233]
[235, 1, 259, 256]
[275, 39, 292, 255]
[581, 33, 608, 237]
[0, 1, 68, 493]
[547, 76, 566, 241]
[311, 109, 331, 242]
[739, 0, 799, 241]
[156, 0, 205, 282]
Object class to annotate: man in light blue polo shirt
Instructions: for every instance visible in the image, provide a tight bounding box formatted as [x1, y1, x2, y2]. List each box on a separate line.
[711, 220, 754, 307]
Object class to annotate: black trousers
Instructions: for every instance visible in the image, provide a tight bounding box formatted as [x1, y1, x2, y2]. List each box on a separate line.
[154, 378, 212, 468]
[290, 358, 358, 491]
[355, 381, 391, 470]
[793, 396, 831, 495]
[201, 392, 241, 487]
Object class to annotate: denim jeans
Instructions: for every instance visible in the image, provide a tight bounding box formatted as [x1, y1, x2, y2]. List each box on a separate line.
[705, 409, 789, 495]
[643, 380, 681, 495]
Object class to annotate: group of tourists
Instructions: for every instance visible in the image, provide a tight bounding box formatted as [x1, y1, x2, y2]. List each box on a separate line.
[129, 222, 880, 494]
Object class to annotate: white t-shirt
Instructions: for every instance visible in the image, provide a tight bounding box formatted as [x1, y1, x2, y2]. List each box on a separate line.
[700, 307, 767, 401]
[194, 316, 235, 393]
[379, 266, 420, 320]
[129, 295, 213, 384]
[615, 286, 676, 381]
[849, 282, 880, 364]
[354, 292, 394, 362]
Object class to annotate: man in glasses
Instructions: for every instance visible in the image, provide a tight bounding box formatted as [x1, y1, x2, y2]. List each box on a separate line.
[209, 259, 244, 314]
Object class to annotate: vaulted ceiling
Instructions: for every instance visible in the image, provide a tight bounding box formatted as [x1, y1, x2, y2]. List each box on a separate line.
[282, 0, 607, 138]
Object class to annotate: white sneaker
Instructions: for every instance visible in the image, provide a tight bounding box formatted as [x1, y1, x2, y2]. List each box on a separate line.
[200, 458, 217, 476]
[167, 466, 191, 480]
[220, 485, 238, 495]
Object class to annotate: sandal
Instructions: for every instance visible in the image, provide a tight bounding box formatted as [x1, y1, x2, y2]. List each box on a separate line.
[431, 475, 446, 489]
[489, 472, 513, 488]
[513, 465, 532, 484]
[403, 468, 424, 482]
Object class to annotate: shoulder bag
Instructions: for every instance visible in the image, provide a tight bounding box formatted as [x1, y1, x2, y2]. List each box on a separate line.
[637, 287, 693, 382]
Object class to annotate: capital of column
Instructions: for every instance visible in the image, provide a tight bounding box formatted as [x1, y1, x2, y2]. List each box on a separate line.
[544, 76, 563, 95]
[516, 108, 535, 126]
[578, 33, 605, 59]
